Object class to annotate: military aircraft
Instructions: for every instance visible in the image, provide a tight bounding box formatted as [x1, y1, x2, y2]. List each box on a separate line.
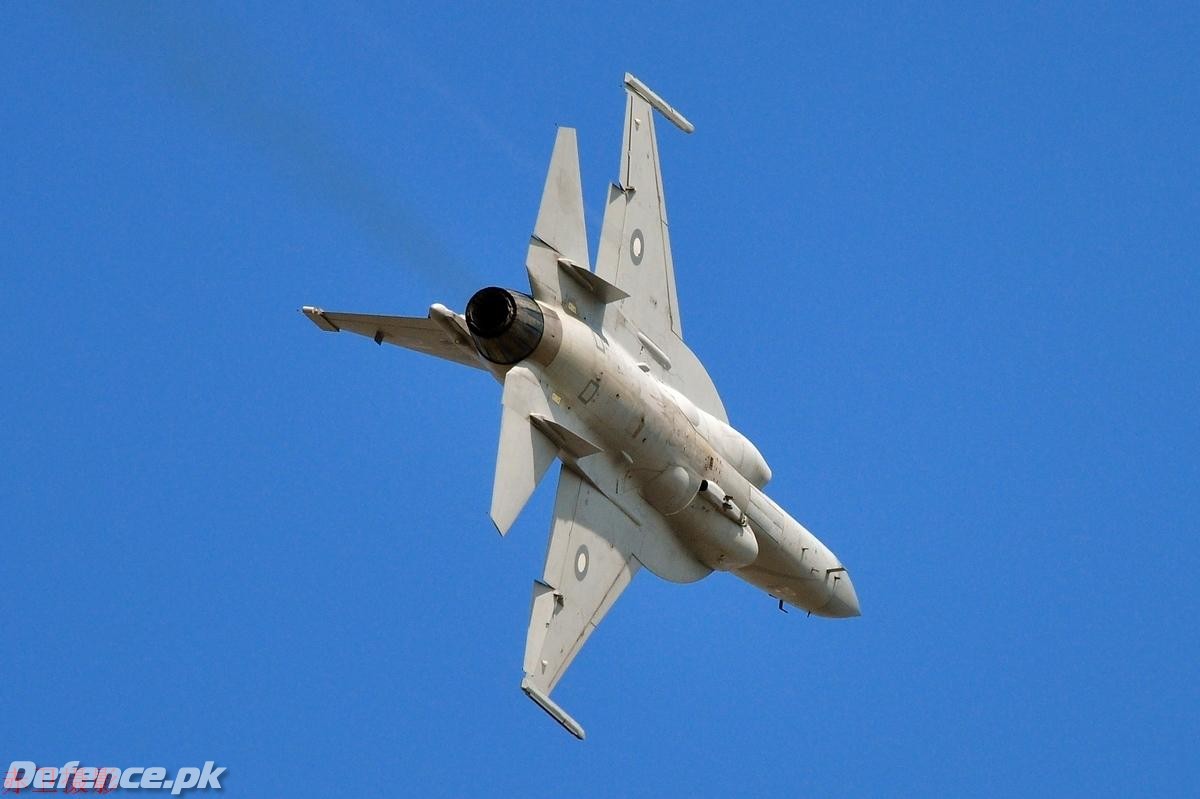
[303, 73, 859, 739]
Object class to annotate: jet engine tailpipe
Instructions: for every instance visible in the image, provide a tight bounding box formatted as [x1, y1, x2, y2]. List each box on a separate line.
[465, 287, 546, 365]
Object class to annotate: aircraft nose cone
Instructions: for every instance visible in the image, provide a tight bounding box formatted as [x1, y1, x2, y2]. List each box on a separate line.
[819, 573, 861, 618]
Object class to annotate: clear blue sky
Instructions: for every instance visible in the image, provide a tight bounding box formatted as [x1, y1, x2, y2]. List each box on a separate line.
[4, 2, 1197, 796]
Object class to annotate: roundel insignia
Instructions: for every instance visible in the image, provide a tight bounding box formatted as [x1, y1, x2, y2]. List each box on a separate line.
[574, 545, 590, 580]
[629, 229, 644, 265]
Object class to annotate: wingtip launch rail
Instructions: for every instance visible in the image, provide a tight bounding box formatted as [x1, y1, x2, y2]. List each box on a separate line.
[623, 73, 694, 134]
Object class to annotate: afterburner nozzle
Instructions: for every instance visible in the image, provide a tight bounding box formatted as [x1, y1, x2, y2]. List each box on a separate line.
[465, 287, 546, 365]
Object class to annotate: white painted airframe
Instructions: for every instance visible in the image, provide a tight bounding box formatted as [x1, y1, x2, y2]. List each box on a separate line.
[303, 73, 859, 739]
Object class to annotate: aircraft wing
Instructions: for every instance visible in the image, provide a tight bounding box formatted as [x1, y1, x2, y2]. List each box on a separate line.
[302, 305, 482, 370]
[593, 75, 730, 424]
[595, 74, 690, 345]
[521, 464, 642, 740]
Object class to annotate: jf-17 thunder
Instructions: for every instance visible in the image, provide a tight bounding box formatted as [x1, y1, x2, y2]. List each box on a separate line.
[303, 73, 859, 739]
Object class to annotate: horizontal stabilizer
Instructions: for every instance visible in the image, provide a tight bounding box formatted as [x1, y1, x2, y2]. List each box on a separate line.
[534, 128, 589, 268]
[491, 366, 557, 536]
[527, 127, 590, 305]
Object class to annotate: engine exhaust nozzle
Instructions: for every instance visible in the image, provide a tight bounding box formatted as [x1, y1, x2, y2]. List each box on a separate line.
[465, 287, 546, 365]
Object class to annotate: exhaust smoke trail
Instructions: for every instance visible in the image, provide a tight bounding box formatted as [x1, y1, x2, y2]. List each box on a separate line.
[74, 3, 484, 301]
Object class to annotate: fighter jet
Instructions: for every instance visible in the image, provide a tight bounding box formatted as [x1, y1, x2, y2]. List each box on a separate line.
[303, 73, 859, 739]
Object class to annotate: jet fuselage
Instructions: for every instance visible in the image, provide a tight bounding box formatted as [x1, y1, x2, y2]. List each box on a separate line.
[303, 73, 860, 738]
[466, 286, 860, 618]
